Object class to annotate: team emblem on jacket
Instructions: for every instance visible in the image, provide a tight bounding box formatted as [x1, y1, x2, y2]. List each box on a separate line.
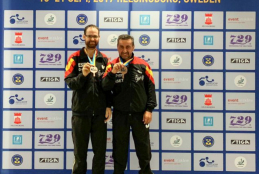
[135, 74, 144, 83]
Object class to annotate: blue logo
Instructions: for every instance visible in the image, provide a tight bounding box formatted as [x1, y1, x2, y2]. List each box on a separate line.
[13, 54, 24, 64]
[139, 34, 150, 46]
[204, 117, 213, 126]
[76, 14, 88, 25]
[202, 136, 214, 147]
[9, 94, 24, 104]
[199, 76, 214, 86]
[10, 14, 25, 24]
[11, 154, 23, 166]
[140, 15, 150, 25]
[13, 135, 22, 145]
[199, 157, 215, 167]
[12, 73, 24, 85]
[73, 34, 85, 45]
[204, 36, 213, 45]
[202, 55, 214, 66]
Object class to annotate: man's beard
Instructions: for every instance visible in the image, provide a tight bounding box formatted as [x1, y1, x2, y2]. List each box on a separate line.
[86, 41, 98, 49]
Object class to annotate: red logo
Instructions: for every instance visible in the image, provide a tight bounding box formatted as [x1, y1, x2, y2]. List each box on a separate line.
[204, 94, 212, 106]
[205, 13, 213, 25]
[14, 112, 22, 124]
[15, 32, 23, 43]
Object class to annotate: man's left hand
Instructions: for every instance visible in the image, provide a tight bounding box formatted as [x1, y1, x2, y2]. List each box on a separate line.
[143, 111, 152, 124]
[105, 107, 112, 123]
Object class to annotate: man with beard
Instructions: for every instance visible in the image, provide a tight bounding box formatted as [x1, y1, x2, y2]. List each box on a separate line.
[65, 24, 112, 174]
[102, 34, 157, 174]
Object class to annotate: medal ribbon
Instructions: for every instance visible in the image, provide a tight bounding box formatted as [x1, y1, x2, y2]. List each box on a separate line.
[87, 49, 97, 66]
[119, 57, 133, 66]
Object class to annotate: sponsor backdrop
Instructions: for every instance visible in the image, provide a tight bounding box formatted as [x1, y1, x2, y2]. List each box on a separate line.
[0, 0, 258, 173]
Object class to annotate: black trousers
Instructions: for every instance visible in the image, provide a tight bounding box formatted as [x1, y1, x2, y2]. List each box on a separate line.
[112, 110, 152, 174]
[72, 114, 107, 174]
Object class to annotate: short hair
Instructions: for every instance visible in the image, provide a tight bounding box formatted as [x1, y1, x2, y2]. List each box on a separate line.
[117, 34, 134, 46]
[84, 24, 100, 35]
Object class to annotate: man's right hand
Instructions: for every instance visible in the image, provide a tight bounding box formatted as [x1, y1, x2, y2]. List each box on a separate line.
[82, 63, 92, 77]
[111, 63, 125, 74]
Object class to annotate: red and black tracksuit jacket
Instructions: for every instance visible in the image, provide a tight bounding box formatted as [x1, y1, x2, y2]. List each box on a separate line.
[102, 54, 157, 113]
[64, 48, 111, 116]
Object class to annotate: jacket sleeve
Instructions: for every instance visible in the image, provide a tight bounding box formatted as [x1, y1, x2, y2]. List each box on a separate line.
[102, 61, 116, 91]
[144, 64, 157, 112]
[64, 55, 88, 90]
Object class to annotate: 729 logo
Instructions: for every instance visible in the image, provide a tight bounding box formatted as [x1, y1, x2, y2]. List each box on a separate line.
[40, 53, 61, 63]
[166, 95, 188, 105]
[230, 35, 252, 45]
[166, 14, 188, 24]
[230, 116, 252, 126]
[39, 134, 61, 144]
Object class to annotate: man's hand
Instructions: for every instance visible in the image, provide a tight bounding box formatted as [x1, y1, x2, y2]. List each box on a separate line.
[143, 111, 152, 125]
[111, 63, 125, 74]
[105, 107, 112, 123]
[82, 63, 92, 77]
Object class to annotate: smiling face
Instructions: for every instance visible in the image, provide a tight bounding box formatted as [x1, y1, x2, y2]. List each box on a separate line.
[117, 39, 135, 60]
[83, 27, 100, 49]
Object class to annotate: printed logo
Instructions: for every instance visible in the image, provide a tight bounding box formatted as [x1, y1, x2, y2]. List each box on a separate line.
[13, 135, 22, 145]
[76, 14, 88, 25]
[44, 13, 56, 25]
[12, 73, 24, 85]
[205, 13, 212, 26]
[204, 94, 212, 106]
[10, 14, 28, 24]
[234, 75, 246, 87]
[163, 77, 189, 84]
[44, 94, 56, 105]
[199, 76, 217, 86]
[199, 157, 218, 167]
[205, 13, 213, 25]
[170, 135, 182, 147]
[11, 154, 23, 166]
[230, 116, 252, 128]
[228, 17, 254, 23]
[202, 55, 214, 66]
[139, 34, 150, 46]
[229, 35, 252, 48]
[36, 116, 62, 123]
[39, 53, 62, 65]
[165, 95, 188, 108]
[14, 112, 22, 124]
[38, 134, 61, 146]
[107, 34, 118, 46]
[166, 14, 189, 26]
[202, 136, 214, 147]
[167, 118, 186, 124]
[235, 156, 247, 168]
[170, 55, 182, 66]
[39, 158, 59, 163]
[140, 15, 150, 25]
[135, 74, 144, 83]
[204, 36, 214, 45]
[73, 34, 85, 45]
[227, 98, 253, 105]
[40, 77, 60, 82]
[15, 32, 23, 44]
[104, 17, 123, 22]
[231, 58, 250, 64]
[167, 38, 186, 43]
[13, 54, 24, 64]
[231, 139, 250, 145]
[203, 117, 213, 126]
[163, 158, 189, 164]
[105, 155, 114, 167]
[9, 94, 27, 105]
[138, 55, 153, 65]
